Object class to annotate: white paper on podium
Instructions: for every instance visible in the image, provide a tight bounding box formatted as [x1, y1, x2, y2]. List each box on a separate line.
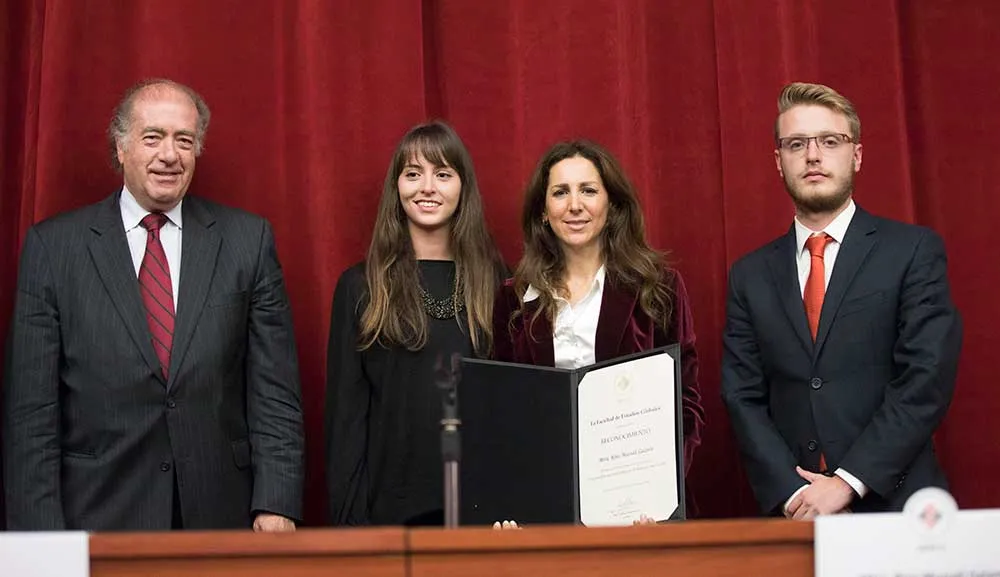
[577, 352, 678, 526]
[0, 532, 89, 576]
[816, 488, 1000, 576]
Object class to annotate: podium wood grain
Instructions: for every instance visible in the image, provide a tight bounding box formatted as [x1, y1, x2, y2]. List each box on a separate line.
[409, 519, 813, 577]
[87, 520, 813, 576]
[90, 527, 406, 576]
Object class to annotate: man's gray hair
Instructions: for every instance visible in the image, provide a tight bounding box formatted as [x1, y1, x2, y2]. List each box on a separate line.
[107, 78, 211, 172]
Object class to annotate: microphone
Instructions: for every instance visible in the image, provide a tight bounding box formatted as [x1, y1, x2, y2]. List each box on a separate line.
[435, 353, 462, 528]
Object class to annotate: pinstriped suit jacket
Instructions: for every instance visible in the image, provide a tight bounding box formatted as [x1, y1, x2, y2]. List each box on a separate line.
[2, 192, 304, 530]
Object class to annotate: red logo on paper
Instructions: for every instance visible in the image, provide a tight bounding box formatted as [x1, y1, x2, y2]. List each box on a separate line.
[918, 503, 941, 529]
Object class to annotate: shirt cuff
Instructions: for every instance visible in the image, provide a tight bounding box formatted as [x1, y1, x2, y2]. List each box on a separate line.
[834, 468, 868, 498]
[783, 484, 809, 516]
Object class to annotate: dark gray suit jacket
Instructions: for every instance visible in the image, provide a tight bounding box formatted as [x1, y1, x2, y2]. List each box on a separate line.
[721, 206, 962, 514]
[2, 192, 305, 530]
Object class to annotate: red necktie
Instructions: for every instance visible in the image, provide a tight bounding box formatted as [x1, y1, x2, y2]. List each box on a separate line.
[803, 233, 833, 341]
[139, 213, 175, 379]
[803, 232, 832, 471]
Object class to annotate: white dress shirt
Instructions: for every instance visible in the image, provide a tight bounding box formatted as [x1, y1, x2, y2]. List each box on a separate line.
[794, 200, 854, 299]
[523, 266, 606, 370]
[784, 200, 868, 513]
[120, 187, 183, 305]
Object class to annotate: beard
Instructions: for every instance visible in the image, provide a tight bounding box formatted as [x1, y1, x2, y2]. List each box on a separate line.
[783, 165, 854, 214]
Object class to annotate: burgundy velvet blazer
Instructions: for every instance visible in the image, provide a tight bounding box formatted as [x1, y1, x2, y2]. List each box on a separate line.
[492, 269, 705, 477]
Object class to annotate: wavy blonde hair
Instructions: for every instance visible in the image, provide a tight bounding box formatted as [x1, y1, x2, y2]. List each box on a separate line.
[775, 82, 861, 142]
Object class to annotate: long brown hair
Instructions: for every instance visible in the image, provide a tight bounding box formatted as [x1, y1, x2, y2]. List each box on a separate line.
[512, 140, 673, 331]
[359, 121, 504, 354]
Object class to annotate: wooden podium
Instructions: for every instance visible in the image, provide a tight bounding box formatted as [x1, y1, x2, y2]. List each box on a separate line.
[90, 527, 407, 576]
[89, 519, 814, 576]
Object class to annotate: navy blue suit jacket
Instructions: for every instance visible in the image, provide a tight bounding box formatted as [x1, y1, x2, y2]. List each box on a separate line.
[721, 206, 962, 514]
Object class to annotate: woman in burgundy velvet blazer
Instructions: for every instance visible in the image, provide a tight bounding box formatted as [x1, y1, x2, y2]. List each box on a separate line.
[493, 267, 703, 475]
[492, 140, 705, 497]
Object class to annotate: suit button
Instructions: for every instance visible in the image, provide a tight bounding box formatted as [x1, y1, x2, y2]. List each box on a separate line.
[167, 399, 176, 409]
[807, 440, 818, 452]
[810, 378, 823, 390]
[160, 461, 172, 472]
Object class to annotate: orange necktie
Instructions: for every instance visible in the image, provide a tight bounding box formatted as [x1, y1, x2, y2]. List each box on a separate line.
[803, 233, 833, 341]
[804, 232, 832, 471]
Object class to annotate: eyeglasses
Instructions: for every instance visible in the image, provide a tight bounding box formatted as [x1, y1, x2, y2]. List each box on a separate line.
[777, 133, 854, 154]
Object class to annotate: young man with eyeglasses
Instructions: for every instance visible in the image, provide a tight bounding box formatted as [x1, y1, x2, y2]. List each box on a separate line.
[721, 82, 962, 518]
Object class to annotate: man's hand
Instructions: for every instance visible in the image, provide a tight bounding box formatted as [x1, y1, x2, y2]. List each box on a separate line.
[785, 467, 854, 520]
[253, 513, 296, 532]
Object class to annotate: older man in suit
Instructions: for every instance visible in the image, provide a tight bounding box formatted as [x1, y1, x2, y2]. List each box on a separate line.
[2, 79, 304, 531]
[722, 82, 962, 518]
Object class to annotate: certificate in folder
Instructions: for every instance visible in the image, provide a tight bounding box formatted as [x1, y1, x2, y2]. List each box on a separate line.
[458, 344, 684, 526]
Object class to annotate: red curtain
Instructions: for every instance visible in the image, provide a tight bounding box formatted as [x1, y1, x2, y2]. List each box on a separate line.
[2, 0, 997, 524]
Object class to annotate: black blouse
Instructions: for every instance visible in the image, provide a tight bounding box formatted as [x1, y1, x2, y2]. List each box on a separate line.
[325, 261, 472, 526]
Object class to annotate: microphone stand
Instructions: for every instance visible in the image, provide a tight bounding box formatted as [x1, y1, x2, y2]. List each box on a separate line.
[437, 353, 462, 528]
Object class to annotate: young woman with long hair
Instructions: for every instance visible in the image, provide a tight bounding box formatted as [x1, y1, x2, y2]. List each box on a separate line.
[326, 121, 505, 526]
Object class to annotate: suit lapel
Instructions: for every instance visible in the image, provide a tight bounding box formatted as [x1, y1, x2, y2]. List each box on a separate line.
[765, 228, 814, 357]
[595, 278, 637, 362]
[522, 300, 555, 366]
[813, 208, 878, 360]
[88, 193, 165, 383]
[167, 197, 221, 388]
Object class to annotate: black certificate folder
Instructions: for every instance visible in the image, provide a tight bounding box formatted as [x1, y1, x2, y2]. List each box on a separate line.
[458, 344, 685, 526]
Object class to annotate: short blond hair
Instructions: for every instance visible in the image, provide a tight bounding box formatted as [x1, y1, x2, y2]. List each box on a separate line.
[774, 82, 860, 143]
